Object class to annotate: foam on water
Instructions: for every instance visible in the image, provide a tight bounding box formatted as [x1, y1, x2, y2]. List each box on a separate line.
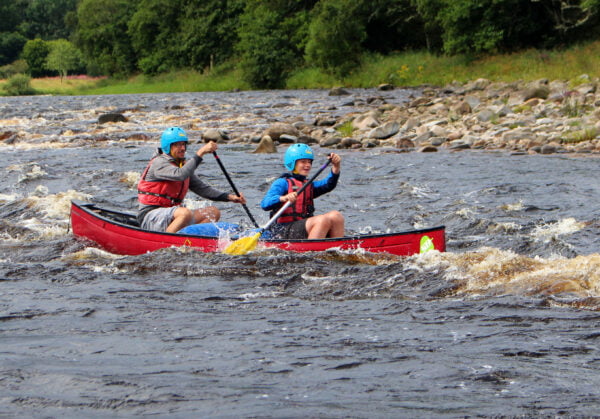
[25, 189, 92, 220]
[120, 171, 141, 189]
[531, 217, 586, 242]
[428, 247, 600, 299]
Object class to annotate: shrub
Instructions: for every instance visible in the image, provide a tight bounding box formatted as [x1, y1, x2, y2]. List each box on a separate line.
[3, 73, 35, 96]
[0, 60, 29, 79]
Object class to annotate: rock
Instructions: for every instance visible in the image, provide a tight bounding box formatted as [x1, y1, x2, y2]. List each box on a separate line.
[396, 137, 415, 149]
[418, 145, 438, 152]
[125, 133, 151, 142]
[314, 116, 337, 126]
[298, 135, 318, 145]
[328, 87, 351, 96]
[477, 109, 496, 122]
[263, 123, 300, 141]
[409, 97, 431, 107]
[430, 137, 446, 146]
[367, 121, 400, 139]
[352, 113, 380, 130]
[454, 101, 472, 115]
[523, 86, 550, 101]
[98, 113, 127, 124]
[341, 137, 362, 148]
[320, 137, 342, 147]
[540, 144, 557, 154]
[402, 118, 419, 131]
[0, 131, 17, 143]
[378, 83, 394, 91]
[202, 128, 229, 142]
[449, 141, 471, 150]
[464, 78, 491, 91]
[278, 134, 297, 144]
[413, 131, 432, 145]
[252, 135, 277, 153]
[447, 131, 463, 141]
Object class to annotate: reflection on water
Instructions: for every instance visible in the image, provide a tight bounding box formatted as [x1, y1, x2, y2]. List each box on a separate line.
[1, 92, 600, 416]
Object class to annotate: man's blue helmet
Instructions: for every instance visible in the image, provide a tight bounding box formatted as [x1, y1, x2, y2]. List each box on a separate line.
[161, 127, 188, 154]
[284, 143, 314, 171]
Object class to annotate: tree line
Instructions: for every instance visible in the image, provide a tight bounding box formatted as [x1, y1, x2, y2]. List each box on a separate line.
[1, 0, 599, 88]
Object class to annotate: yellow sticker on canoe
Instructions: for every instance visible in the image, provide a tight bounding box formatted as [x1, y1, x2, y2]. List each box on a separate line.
[420, 235, 434, 253]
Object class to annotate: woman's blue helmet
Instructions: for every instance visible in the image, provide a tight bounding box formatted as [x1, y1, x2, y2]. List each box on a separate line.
[284, 143, 314, 171]
[161, 127, 188, 154]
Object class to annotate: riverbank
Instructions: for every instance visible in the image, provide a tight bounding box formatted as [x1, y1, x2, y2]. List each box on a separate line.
[2, 41, 600, 97]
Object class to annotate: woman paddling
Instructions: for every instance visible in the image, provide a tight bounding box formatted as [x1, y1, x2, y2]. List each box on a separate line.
[260, 144, 344, 239]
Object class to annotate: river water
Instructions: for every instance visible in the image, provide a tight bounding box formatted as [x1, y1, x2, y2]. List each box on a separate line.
[1, 90, 599, 417]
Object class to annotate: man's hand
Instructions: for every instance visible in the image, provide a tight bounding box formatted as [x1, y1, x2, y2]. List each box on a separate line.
[197, 141, 217, 158]
[228, 193, 247, 205]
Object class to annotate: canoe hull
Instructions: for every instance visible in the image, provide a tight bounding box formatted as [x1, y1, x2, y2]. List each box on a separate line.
[70, 201, 445, 256]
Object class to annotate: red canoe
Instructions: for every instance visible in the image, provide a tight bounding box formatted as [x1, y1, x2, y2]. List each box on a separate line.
[70, 200, 446, 256]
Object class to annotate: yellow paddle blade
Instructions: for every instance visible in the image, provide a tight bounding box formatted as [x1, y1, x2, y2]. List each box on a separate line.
[223, 232, 261, 255]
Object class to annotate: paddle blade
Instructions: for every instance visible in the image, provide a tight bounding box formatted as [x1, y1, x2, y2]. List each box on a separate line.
[223, 232, 261, 255]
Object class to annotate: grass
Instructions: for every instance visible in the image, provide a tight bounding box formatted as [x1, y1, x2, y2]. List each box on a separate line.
[2, 40, 600, 96]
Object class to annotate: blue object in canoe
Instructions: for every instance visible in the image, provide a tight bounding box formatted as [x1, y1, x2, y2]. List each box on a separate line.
[179, 222, 273, 239]
[179, 222, 242, 237]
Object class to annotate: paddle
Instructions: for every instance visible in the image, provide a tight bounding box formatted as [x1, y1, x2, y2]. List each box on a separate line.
[223, 157, 332, 255]
[212, 151, 259, 228]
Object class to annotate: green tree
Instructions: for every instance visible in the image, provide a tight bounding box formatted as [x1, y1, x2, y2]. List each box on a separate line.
[45, 39, 82, 81]
[19, 0, 78, 40]
[305, 0, 366, 76]
[360, 0, 428, 54]
[128, 0, 184, 74]
[0, 32, 27, 66]
[180, 0, 246, 71]
[75, 0, 138, 76]
[0, 0, 26, 33]
[237, 0, 313, 88]
[436, 0, 551, 55]
[411, 0, 444, 51]
[22, 38, 51, 77]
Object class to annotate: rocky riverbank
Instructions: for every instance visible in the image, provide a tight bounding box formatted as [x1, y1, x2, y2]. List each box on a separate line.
[1, 76, 598, 156]
[251, 75, 600, 155]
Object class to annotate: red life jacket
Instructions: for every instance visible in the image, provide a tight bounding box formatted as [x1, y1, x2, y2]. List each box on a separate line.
[137, 157, 190, 207]
[275, 177, 314, 224]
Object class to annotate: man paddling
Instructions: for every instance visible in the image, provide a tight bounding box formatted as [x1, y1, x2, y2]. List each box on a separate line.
[137, 126, 246, 233]
[260, 144, 344, 239]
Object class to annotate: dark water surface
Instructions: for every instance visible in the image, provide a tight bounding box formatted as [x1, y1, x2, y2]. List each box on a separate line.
[1, 91, 600, 417]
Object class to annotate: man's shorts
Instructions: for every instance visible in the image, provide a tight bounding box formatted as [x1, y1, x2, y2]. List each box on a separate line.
[269, 219, 308, 240]
[140, 206, 178, 232]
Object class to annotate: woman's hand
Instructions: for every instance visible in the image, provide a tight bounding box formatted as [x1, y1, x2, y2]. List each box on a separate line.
[329, 153, 341, 174]
[280, 192, 298, 203]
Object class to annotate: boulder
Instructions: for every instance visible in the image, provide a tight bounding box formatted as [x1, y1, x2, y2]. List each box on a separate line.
[252, 135, 277, 153]
[98, 113, 127, 124]
[367, 121, 400, 139]
[203, 128, 229, 143]
[328, 87, 351, 96]
[263, 123, 300, 141]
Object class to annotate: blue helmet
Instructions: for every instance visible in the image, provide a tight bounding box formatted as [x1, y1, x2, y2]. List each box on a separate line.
[161, 127, 188, 154]
[284, 143, 314, 171]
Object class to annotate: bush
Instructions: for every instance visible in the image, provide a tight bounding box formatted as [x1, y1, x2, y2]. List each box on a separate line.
[0, 60, 29, 78]
[3, 73, 35, 96]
